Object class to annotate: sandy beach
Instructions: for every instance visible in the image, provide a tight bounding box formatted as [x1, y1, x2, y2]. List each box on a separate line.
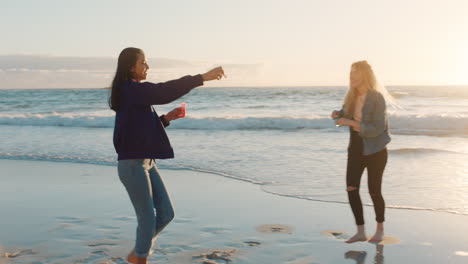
[0, 159, 467, 264]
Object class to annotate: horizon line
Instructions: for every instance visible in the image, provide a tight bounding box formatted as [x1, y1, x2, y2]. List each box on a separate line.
[1, 84, 467, 90]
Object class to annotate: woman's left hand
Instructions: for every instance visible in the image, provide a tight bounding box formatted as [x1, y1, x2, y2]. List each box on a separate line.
[165, 107, 184, 121]
[336, 118, 360, 131]
[335, 118, 352, 127]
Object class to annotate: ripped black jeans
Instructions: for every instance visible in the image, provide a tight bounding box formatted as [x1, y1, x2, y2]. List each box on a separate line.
[346, 129, 387, 225]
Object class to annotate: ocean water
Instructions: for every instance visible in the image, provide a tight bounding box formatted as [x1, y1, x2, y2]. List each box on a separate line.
[0, 86, 467, 216]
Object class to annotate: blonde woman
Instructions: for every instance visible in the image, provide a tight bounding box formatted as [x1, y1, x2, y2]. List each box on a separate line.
[331, 61, 392, 243]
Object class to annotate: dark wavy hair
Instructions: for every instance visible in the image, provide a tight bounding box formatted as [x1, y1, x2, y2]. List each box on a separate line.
[108, 47, 143, 111]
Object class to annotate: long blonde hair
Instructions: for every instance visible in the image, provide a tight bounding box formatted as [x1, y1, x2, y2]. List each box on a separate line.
[343, 60, 396, 115]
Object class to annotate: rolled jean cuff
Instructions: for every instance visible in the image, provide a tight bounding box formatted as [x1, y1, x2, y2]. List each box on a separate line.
[135, 251, 149, 258]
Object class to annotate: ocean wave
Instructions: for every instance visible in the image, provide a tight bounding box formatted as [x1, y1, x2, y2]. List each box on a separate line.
[0, 112, 467, 136]
[172, 115, 468, 137]
[0, 112, 114, 128]
[390, 113, 468, 131]
[0, 113, 333, 129]
[170, 116, 332, 130]
[390, 91, 410, 98]
[389, 148, 467, 155]
[0, 153, 117, 166]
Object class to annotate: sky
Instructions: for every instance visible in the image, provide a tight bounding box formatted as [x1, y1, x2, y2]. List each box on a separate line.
[0, 0, 467, 88]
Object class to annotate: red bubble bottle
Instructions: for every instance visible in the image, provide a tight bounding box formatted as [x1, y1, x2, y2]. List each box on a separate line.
[179, 102, 186, 117]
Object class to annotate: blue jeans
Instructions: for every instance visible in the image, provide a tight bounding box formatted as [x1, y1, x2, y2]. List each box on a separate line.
[118, 159, 175, 258]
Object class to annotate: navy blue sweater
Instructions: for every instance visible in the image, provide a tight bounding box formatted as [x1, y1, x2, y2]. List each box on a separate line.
[113, 74, 204, 160]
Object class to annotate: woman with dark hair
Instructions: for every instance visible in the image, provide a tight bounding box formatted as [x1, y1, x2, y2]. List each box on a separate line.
[109, 47, 225, 264]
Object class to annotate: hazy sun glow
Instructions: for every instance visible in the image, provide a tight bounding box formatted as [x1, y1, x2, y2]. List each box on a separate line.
[1, 0, 468, 88]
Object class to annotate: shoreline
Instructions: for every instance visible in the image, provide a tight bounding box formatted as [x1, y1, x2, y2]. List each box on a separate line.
[0, 156, 466, 217]
[0, 159, 467, 263]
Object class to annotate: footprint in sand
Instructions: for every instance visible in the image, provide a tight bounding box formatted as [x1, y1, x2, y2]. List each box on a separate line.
[112, 216, 135, 222]
[321, 230, 350, 241]
[88, 241, 119, 247]
[193, 249, 237, 263]
[372, 235, 401, 245]
[48, 223, 76, 231]
[97, 224, 120, 230]
[72, 250, 127, 264]
[243, 241, 261, 246]
[201, 226, 232, 234]
[256, 224, 294, 234]
[55, 216, 86, 224]
[285, 256, 318, 264]
[174, 217, 193, 223]
[90, 249, 109, 255]
[3, 249, 37, 258]
[49, 216, 88, 231]
[321, 230, 401, 245]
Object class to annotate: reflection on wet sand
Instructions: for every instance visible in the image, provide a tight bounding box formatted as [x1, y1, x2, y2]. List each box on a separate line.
[345, 244, 384, 264]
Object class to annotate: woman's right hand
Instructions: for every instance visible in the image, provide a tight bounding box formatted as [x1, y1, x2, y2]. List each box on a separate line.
[165, 107, 184, 121]
[202, 67, 226, 81]
[331, 110, 340, 120]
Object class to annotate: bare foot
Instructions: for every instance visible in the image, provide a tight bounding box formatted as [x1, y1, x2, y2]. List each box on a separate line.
[345, 232, 367, 243]
[368, 231, 384, 243]
[127, 249, 147, 264]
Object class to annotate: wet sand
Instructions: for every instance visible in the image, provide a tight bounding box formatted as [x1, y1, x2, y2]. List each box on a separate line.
[0, 159, 467, 263]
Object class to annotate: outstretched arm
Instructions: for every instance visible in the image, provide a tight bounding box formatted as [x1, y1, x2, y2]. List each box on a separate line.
[128, 67, 226, 106]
